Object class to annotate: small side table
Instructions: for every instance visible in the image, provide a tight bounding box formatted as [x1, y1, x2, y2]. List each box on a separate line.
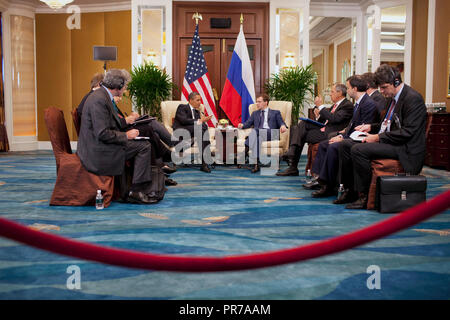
[214, 127, 239, 165]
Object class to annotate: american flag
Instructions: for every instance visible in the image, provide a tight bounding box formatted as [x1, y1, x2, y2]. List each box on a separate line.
[181, 24, 218, 127]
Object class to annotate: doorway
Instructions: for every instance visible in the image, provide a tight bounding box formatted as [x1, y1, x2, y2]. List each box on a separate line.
[173, 2, 269, 120]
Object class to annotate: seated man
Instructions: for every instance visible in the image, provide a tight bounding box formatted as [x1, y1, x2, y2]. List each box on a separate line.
[339, 64, 427, 209]
[276, 83, 354, 176]
[310, 74, 377, 198]
[77, 73, 104, 122]
[77, 69, 157, 204]
[173, 91, 213, 173]
[238, 94, 287, 173]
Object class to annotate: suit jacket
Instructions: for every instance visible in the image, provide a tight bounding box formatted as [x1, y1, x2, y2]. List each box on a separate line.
[173, 103, 208, 131]
[343, 93, 377, 138]
[77, 87, 128, 176]
[369, 90, 387, 124]
[319, 98, 354, 134]
[370, 84, 427, 174]
[77, 89, 94, 120]
[242, 108, 286, 130]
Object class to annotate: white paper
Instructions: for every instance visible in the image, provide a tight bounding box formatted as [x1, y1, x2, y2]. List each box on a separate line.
[350, 131, 368, 141]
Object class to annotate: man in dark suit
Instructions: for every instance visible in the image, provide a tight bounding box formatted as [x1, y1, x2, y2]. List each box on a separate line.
[77, 69, 157, 204]
[310, 75, 377, 198]
[173, 92, 213, 173]
[238, 94, 287, 173]
[76, 73, 104, 121]
[363, 72, 386, 123]
[276, 83, 354, 176]
[340, 64, 427, 209]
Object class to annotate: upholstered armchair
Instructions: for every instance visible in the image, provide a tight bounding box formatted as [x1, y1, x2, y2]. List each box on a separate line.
[236, 100, 292, 158]
[160, 101, 216, 160]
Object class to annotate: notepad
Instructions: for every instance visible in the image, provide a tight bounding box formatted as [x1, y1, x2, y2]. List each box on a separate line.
[349, 131, 368, 142]
[299, 117, 326, 127]
[134, 136, 150, 140]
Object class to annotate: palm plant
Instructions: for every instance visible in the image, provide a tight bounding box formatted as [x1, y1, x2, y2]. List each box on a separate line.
[127, 63, 176, 121]
[264, 64, 317, 124]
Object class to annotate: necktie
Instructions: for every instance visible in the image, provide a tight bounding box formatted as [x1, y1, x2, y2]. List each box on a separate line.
[353, 103, 359, 117]
[385, 100, 396, 121]
[259, 110, 265, 129]
[331, 104, 338, 113]
[112, 100, 121, 117]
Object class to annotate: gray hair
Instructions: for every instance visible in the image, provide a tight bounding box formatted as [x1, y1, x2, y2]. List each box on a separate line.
[102, 69, 131, 90]
[334, 83, 347, 97]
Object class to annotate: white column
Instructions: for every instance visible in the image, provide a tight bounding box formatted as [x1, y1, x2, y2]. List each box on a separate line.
[425, 0, 436, 103]
[3, 4, 38, 151]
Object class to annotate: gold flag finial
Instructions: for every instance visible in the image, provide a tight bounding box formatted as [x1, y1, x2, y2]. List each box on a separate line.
[192, 12, 203, 25]
[240, 13, 244, 25]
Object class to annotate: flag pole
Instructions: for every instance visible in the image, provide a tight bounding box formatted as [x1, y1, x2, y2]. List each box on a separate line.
[192, 12, 202, 25]
[240, 13, 244, 25]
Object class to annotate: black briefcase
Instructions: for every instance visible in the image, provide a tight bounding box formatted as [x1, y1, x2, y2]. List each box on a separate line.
[375, 175, 427, 213]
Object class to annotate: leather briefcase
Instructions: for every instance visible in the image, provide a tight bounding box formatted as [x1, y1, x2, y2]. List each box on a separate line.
[375, 175, 427, 213]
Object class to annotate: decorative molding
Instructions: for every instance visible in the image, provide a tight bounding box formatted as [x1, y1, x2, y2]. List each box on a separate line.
[36, 1, 131, 13]
[38, 141, 77, 151]
[310, 2, 362, 17]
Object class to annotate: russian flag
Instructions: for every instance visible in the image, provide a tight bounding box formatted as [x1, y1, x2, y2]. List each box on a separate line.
[220, 25, 256, 127]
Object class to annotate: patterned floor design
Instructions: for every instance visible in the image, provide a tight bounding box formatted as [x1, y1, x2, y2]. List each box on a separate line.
[0, 151, 449, 299]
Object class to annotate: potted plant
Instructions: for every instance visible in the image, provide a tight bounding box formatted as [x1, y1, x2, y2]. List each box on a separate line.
[127, 63, 176, 121]
[264, 64, 317, 124]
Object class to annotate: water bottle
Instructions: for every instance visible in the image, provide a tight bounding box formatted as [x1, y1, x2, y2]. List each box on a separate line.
[305, 169, 312, 184]
[337, 184, 345, 200]
[96, 190, 104, 210]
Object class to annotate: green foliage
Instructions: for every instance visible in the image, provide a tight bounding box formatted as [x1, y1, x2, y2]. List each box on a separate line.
[264, 65, 317, 124]
[127, 63, 176, 120]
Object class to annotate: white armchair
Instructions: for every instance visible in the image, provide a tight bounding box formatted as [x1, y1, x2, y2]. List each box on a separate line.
[160, 101, 216, 160]
[236, 100, 292, 157]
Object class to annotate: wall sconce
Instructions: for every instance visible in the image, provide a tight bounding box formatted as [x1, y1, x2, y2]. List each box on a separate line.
[283, 51, 296, 69]
[40, 0, 74, 10]
[145, 49, 160, 66]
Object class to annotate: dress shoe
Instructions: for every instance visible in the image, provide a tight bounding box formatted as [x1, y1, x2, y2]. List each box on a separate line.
[311, 185, 336, 198]
[333, 190, 358, 204]
[345, 193, 368, 209]
[276, 166, 299, 176]
[302, 179, 321, 190]
[200, 164, 211, 173]
[128, 191, 158, 204]
[165, 178, 178, 186]
[162, 164, 177, 174]
[251, 164, 260, 173]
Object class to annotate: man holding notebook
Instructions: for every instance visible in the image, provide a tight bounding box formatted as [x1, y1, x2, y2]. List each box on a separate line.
[276, 83, 353, 176]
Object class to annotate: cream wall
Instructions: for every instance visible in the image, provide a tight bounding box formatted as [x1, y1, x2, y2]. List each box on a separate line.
[35, 11, 132, 141]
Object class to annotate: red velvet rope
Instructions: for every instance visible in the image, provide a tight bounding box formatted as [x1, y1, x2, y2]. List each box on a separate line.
[0, 189, 449, 272]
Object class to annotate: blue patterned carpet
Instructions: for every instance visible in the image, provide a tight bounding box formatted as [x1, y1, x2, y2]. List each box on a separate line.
[0, 151, 449, 300]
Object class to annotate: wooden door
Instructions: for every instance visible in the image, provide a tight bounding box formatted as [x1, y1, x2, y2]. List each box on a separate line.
[221, 38, 262, 98]
[179, 38, 221, 101]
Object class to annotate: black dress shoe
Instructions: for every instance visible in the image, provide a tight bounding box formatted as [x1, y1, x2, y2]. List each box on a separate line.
[128, 191, 158, 204]
[162, 165, 177, 174]
[251, 164, 260, 173]
[165, 178, 178, 186]
[333, 190, 358, 204]
[345, 193, 368, 209]
[303, 179, 321, 190]
[311, 185, 336, 198]
[276, 166, 299, 176]
[200, 164, 211, 173]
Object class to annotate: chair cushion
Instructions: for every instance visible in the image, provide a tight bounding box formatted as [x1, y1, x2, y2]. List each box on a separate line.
[367, 159, 404, 210]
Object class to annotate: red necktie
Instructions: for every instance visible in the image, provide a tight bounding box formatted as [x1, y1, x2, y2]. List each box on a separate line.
[331, 104, 338, 113]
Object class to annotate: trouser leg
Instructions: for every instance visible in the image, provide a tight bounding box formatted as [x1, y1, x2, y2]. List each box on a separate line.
[338, 139, 357, 190]
[125, 140, 152, 185]
[351, 142, 399, 194]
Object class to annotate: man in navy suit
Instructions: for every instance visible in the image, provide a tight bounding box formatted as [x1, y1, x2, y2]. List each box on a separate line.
[238, 94, 287, 173]
[310, 74, 377, 198]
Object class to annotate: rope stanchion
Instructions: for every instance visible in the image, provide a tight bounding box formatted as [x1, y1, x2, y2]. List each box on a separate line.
[0, 190, 449, 272]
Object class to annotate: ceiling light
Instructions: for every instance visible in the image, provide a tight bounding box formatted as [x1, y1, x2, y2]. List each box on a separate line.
[40, 0, 74, 10]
